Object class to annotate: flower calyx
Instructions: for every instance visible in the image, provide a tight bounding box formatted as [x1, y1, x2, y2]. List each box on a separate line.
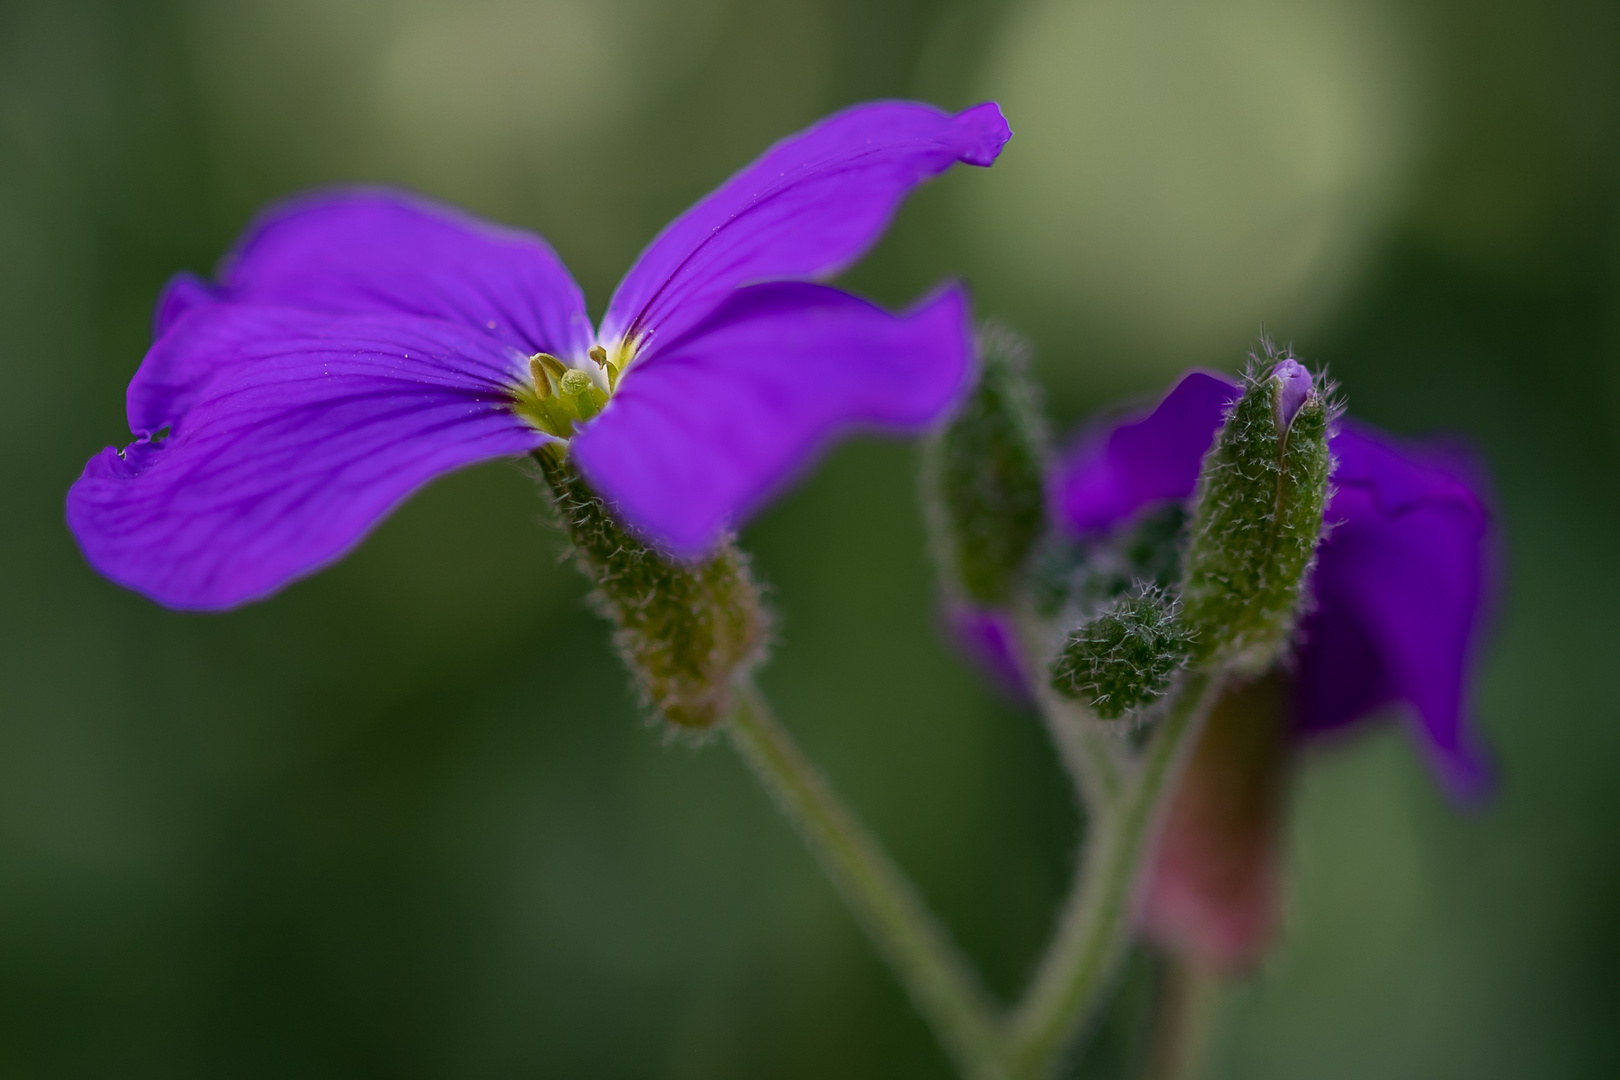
[922, 325, 1050, 608]
[1178, 346, 1336, 674]
[1049, 584, 1191, 719]
[536, 447, 768, 730]
[1029, 502, 1188, 621]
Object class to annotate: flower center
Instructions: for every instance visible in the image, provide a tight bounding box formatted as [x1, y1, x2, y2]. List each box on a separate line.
[510, 342, 633, 439]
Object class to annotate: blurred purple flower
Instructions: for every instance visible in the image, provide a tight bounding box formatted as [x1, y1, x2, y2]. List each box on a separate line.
[1050, 370, 1496, 801]
[944, 602, 1031, 701]
[68, 101, 1011, 610]
[1043, 369, 1496, 969]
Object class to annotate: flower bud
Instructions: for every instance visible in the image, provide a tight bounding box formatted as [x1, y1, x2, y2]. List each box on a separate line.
[536, 449, 768, 729]
[1048, 585, 1190, 719]
[1178, 351, 1334, 673]
[1037, 502, 1189, 619]
[923, 326, 1049, 607]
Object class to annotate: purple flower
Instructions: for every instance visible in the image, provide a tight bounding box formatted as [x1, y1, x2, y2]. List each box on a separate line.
[1039, 369, 1497, 969]
[1050, 370, 1496, 801]
[68, 101, 1012, 610]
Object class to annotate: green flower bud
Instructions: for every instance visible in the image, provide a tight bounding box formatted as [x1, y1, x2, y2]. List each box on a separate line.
[1049, 585, 1191, 719]
[536, 448, 768, 729]
[923, 325, 1050, 607]
[1178, 350, 1334, 673]
[1029, 503, 1189, 620]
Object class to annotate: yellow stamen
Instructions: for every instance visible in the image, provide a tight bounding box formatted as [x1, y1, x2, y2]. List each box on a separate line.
[535, 352, 569, 382]
[528, 356, 552, 399]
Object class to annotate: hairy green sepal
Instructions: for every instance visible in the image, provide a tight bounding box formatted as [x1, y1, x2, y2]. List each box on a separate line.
[923, 326, 1049, 607]
[1178, 362, 1333, 673]
[537, 448, 767, 730]
[1029, 503, 1188, 620]
[1049, 585, 1190, 719]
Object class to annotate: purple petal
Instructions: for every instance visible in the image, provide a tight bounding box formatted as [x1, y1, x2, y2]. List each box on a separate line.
[942, 602, 1032, 700]
[1051, 371, 1237, 533]
[599, 101, 1010, 356]
[1296, 423, 1495, 800]
[67, 304, 546, 610]
[1272, 359, 1313, 429]
[207, 189, 592, 360]
[153, 271, 216, 340]
[572, 281, 973, 558]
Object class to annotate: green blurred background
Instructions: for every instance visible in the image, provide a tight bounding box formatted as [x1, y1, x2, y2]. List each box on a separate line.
[2, 0, 1617, 1075]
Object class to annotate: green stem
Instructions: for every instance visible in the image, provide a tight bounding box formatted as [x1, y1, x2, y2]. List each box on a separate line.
[1006, 670, 1221, 1078]
[727, 670, 1220, 1080]
[1139, 957, 1222, 1080]
[1016, 610, 1125, 811]
[726, 681, 1008, 1079]
[1035, 689, 1125, 810]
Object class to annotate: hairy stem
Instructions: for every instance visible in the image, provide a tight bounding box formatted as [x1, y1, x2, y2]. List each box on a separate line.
[1006, 670, 1221, 1078]
[726, 681, 1009, 1079]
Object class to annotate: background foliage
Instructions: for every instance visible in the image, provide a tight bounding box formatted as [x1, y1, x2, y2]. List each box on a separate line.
[2, 0, 1617, 1075]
